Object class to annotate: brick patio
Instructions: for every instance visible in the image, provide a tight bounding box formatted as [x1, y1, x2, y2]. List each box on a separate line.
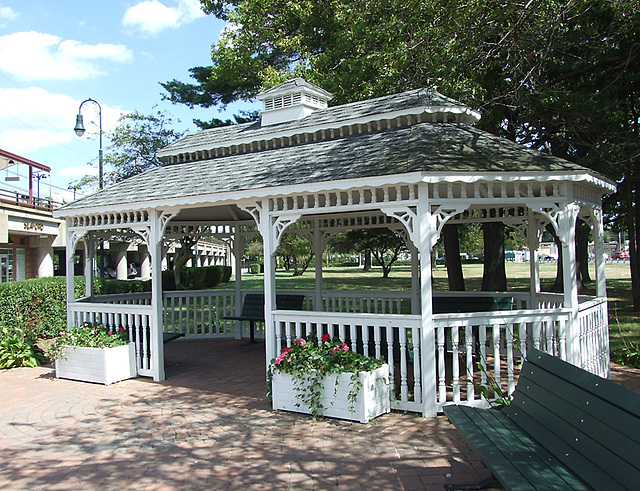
[0, 338, 638, 490]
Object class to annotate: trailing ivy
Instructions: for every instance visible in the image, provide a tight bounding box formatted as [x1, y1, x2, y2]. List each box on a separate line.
[270, 333, 386, 418]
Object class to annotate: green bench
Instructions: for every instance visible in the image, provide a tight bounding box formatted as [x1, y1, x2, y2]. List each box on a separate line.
[224, 293, 305, 343]
[444, 349, 640, 490]
[432, 295, 514, 314]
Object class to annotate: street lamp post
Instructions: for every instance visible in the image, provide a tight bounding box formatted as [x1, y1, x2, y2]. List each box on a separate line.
[74, 98, 105, 278]
[73, 98, 103, 189]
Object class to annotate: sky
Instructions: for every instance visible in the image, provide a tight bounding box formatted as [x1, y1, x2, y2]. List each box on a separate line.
[0, 0, 257, 202]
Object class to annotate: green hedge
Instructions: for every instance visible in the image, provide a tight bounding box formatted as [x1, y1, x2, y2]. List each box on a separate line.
[0, 276, 86, 341]
[0, 266, 233, 342]
[162, 265, 232, 290]
[98, 278, 151, 294]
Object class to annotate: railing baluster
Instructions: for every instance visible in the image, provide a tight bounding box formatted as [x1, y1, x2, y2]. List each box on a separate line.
[465, 326, 474, 402]
[506, 323, 515, 395]
[452, 326, 460, 403]
[437, 325, 446, 404]
[493, 324, 501, 393]
[399, 327, 408, 401]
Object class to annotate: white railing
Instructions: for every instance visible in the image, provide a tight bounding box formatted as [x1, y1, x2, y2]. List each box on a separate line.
[67, 302, 154, 377]
[320, 290, 412, 314]
[577, 297, 610, 378]
[80, 292, 152, 306]
[163, 290, 238, 338]
[77, 289, 609, 412]
[432, 308, 570, 412]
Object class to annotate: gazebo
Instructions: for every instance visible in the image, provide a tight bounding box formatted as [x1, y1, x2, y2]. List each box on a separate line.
[54, 79, 615, 417]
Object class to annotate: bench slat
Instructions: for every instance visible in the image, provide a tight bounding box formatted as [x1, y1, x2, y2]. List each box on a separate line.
[516, 362, 640, 440]
[444, 405, 590, 491]
[507, 369, 640, 489]
[527, 350, 640, 417]
[507, 388, 629, 490]
[515, 369, 640, 469]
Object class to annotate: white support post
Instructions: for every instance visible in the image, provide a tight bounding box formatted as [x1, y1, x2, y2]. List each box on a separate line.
[417, 183, 437, 417]
[558, 203, 581, 366]
[260, 199, 278, 368]
[233, 233, 244, 339]
[410, 244, 420, 315]
[313, 224, 324, 312]
[66, 225, 77, 329]
[84, 233, 95, 299]
[527, 210, 541, 309]
[149, 211, 166, 382]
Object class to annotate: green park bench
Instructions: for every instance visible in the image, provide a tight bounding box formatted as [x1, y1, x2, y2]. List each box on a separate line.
[224, 293, 305, 343]
[444, 349, 640, 490]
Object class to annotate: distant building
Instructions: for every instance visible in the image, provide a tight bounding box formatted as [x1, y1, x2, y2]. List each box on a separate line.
[0, 149, 66, 282]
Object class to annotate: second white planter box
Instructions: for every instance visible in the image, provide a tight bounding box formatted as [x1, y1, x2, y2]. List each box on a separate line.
[272, 364, 390, 423]
[55, 343, 137, 385]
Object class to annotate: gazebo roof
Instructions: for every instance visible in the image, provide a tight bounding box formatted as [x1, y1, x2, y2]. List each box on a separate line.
[56, 83, 614, 217]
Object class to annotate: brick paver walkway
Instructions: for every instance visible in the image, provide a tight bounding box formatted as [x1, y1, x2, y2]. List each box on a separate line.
[0, 339, 638, 490]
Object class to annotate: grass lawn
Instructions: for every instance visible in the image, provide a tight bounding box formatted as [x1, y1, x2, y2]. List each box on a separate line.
[229, 261, 639, 358]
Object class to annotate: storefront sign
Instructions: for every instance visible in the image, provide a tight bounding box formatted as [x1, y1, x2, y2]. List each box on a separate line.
[23, 221, 44, 231]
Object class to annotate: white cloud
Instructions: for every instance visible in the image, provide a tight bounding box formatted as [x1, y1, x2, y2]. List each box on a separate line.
[58, 164, 98, 179]
[0, 31, 133, 81]
[0, 87, 124, 153]
[122, 0, 205, 37]
[0, 5, 18, 21]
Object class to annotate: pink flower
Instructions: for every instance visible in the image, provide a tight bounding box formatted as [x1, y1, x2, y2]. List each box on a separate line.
[332, 346, 340, 354]
[287, 358, 291, 363]
[282, 346, 291, 355]
[342, 344, 349, 352]
[293, 338, 306, 347]
[321, 333, 331, 343]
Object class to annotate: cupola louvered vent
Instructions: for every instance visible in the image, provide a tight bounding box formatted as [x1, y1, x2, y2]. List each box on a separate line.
[257, 78, 333, 126]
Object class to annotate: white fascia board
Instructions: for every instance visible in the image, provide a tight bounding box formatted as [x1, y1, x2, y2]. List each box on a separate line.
[6, 207, 64, 226]
[421, 172, 617, 193]
[53, 172, 426, 219]
[157, 106, 480, 159]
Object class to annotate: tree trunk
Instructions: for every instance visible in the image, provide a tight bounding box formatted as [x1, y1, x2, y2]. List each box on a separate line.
[575, 218, 591, 292]
[625, 181, 640, 311]
[546, 224, 564, 292]
[172, 237, 197, 290]
[482, 222, 506, 291]
[362, 250, 372, 271]
[443, 224, 465, 291]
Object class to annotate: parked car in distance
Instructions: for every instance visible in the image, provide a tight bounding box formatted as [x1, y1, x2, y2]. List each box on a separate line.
[128, 263, 140, 278]
[611, 250, 628, 260]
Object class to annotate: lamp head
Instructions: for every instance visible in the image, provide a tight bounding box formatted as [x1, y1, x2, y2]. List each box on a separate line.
[74, 114, 85, 137]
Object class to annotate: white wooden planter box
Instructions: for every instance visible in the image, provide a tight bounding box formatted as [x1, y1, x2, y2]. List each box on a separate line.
[272, 364, 390, 423]
[55, 343, 137, 385]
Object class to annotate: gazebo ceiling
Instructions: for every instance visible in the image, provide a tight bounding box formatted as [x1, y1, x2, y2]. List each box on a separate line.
[55, 82, 614, 219]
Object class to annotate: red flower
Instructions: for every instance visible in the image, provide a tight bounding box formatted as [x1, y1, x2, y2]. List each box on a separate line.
[118, 327, 125, 332]
[321, 333, 331, 343]
[342, 344, 349, 352]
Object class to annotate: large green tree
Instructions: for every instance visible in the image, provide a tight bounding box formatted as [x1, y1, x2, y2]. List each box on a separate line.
[163, 0, 640, 306]
[329, 229, 408, 278]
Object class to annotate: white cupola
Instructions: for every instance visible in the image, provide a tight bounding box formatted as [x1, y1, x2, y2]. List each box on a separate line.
[256, 78, 333, 126]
